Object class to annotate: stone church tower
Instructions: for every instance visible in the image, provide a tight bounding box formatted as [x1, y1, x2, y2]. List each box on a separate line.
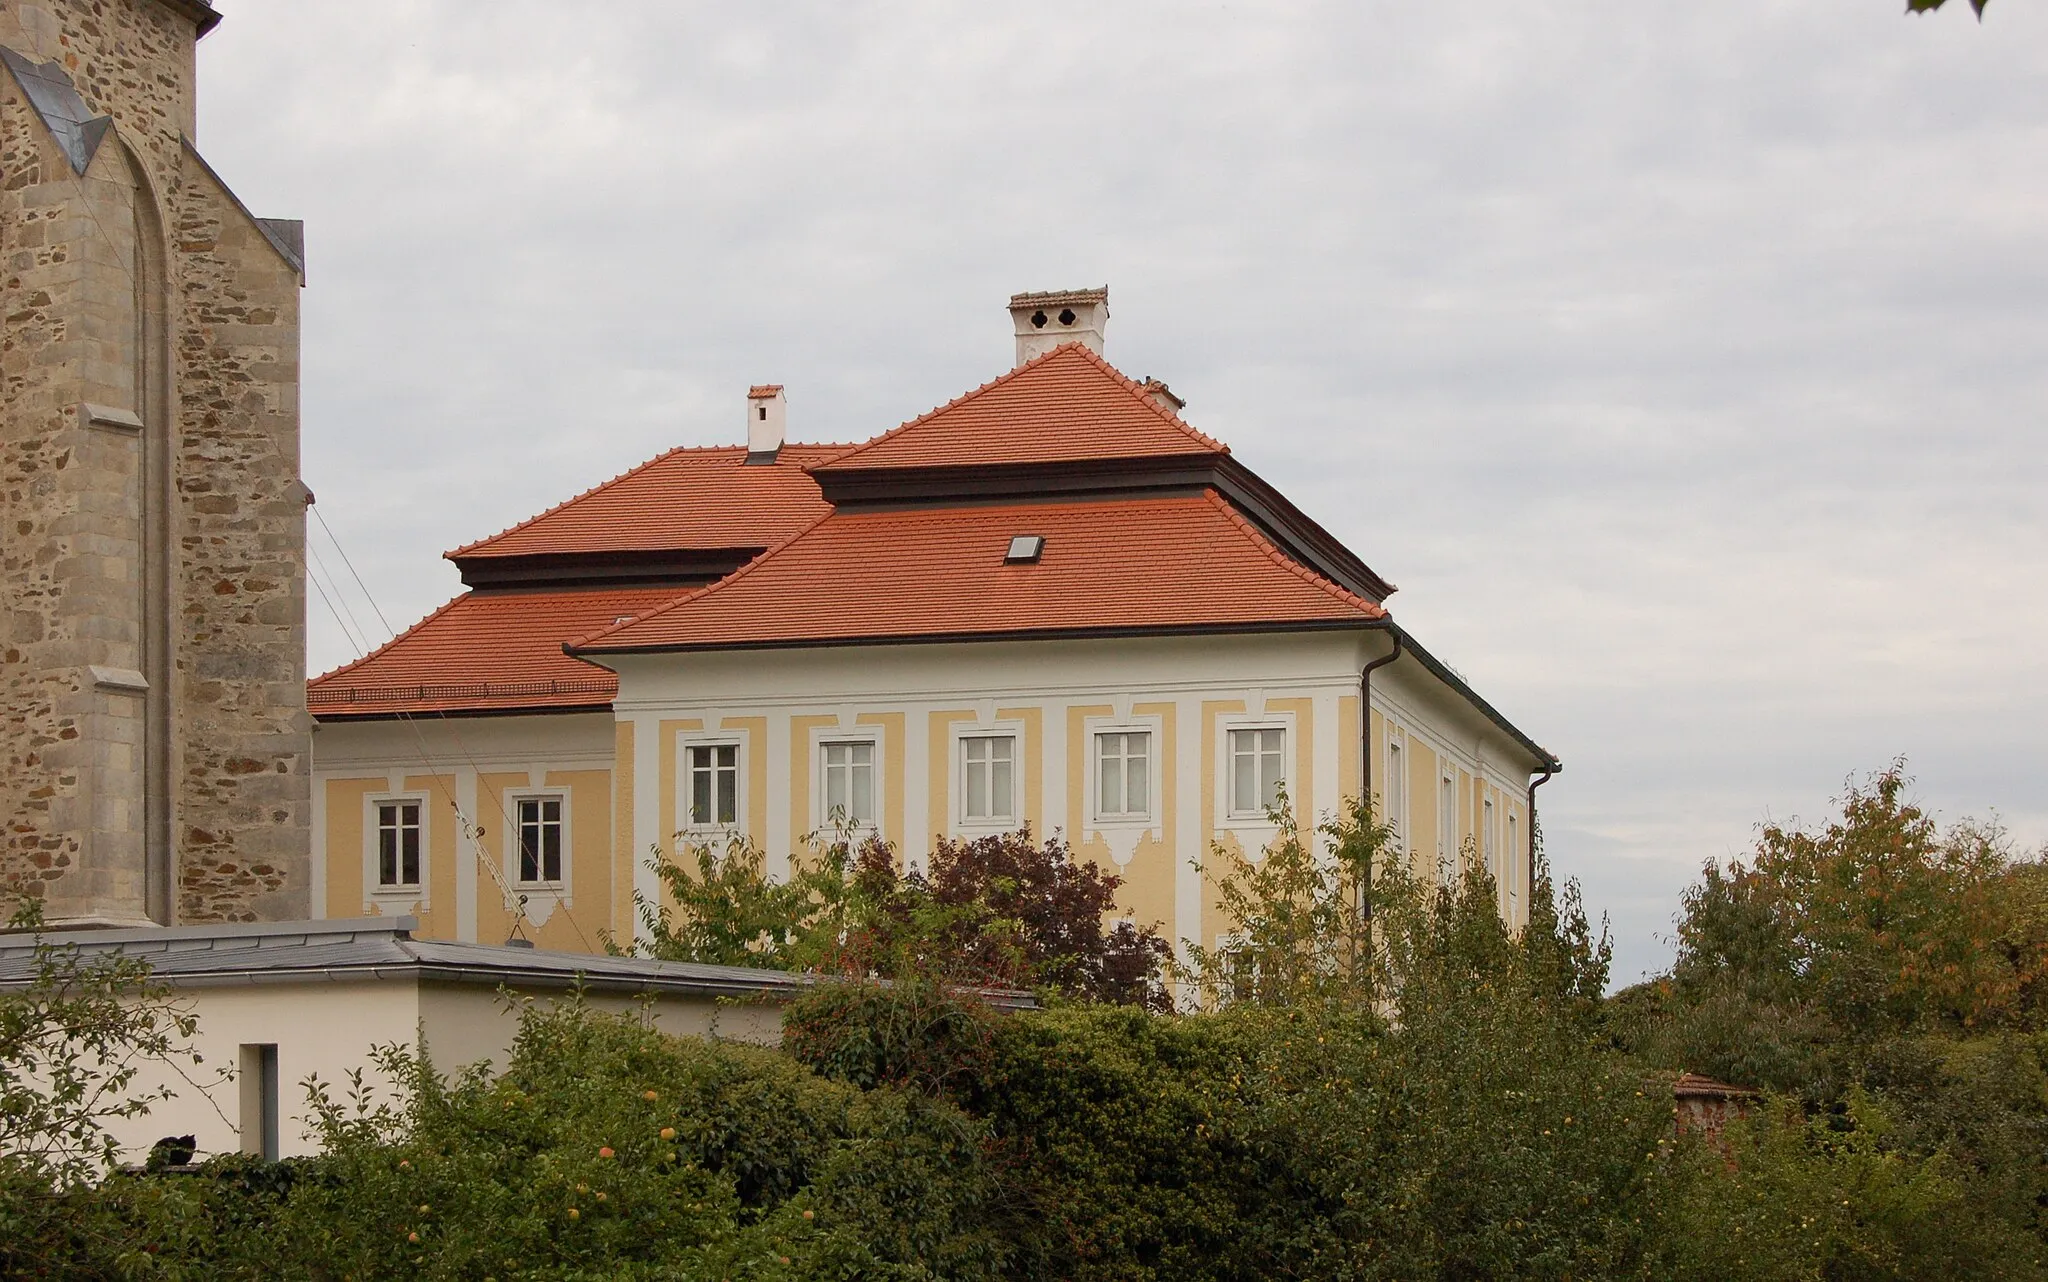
[2, 0, 310, 926]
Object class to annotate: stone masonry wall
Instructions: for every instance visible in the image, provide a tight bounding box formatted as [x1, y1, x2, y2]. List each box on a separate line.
[172, 153, 307, 922]
[2, 0, 309, 925]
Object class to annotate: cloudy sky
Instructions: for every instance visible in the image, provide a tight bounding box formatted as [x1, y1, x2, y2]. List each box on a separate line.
[193, 0, 2046, 984]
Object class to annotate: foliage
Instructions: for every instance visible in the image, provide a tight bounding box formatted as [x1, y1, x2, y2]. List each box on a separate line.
[1908, 0, 1988, 17]
[626, 825, 1171, 1006]
[1178, 793, 1387, 1010]
[1619, 764, 2048, 1094]
[1643, 1092, 2045, 1281]
[0, 903, 223, 1188]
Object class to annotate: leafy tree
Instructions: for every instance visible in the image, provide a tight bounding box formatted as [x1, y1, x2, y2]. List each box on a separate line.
[624, 824, 1171, 1006]
[1, 902, 229, 1277]
[1909, 0, 1988, 17]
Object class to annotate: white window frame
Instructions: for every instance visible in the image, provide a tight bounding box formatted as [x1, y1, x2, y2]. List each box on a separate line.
[1088, 721, 1160, 826]
[1383, 730, 1409, 853]
[363, 792, 429, 909]
[676, 733, 748, 837]
[1507, 811, 1521, 907]
[952, 723, 1024, 835]
[507, 789, 570, 890]
[1483, 795, 1498, 877]
[1438, 769, 1458, 878]
[810, 728, 884, 836]
[1213, 713, 1296, 838]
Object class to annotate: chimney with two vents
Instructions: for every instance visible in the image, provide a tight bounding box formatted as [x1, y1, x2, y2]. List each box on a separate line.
[745, 384, 786, 463]
[1008, 287, 1108, 368]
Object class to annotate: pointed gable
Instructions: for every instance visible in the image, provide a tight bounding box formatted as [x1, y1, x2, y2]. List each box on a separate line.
[810, 342, 1228, 474]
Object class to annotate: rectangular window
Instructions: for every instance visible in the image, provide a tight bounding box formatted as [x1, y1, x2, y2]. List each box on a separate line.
[1384, 738, 1407, 849]
[516, 795, 564, 883]
[687, 743, 740, 827]
[239, 1043, 280, 1161]
[1483, 796, 1498, 880]
[1228, 728, 1286, 817]
[961, 735, 1016, 824]
[1096, 731, 1151, 819]
[376, 800, 421, 888]
[822, 740, 876, 826]
[1439, 773, 1457, 870]
[1507, 813, 1520, 900]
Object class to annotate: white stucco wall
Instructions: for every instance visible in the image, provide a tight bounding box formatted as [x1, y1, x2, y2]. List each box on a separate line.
[102, 978, 781, 1165]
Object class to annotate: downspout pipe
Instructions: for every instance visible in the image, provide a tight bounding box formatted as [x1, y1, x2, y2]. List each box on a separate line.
[1358, 624, 1403, 920]
[1526, 762, 1556, 916]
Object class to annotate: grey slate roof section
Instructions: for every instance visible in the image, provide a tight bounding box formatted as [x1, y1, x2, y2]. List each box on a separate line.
[0, 46, 114, 175]
[256, 218, 306, 276]
[0, 917, 1039, 1009]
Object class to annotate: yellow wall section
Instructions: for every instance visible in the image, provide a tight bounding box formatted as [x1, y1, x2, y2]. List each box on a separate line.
[997, 706, 1045, 837]
[1198, 698, 1244, 951]
[1338, 693, 1360, 809]
[856, 712, 905, 852]
[323, 778, 376, 918]
[1266, 696, 1313, 822]
[787, 715, 837, 851]
[404, 773, 457, 939]
[724, 717, 769, 846]
[1064, 704, 1111, 860]
[926, 710, 976, 843]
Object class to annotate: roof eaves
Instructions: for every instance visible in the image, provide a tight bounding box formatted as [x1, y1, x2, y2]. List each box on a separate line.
[1384, 621, 1561, 772]
[573, 617, 1380, 659]
[307, 591, 472, 689]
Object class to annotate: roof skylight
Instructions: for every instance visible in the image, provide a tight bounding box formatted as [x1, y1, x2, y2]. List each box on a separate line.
[1004, 535, 1045, 564]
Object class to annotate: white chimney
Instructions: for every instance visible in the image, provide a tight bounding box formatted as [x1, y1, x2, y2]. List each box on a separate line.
[745, 384, 786, 462]
[1008, 287, 1108, 367]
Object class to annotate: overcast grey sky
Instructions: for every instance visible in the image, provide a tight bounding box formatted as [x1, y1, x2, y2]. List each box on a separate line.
[194, 1, 2047, 984]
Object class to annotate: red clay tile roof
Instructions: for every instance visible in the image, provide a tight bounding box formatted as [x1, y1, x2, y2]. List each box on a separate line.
[447, 444, 842, 563]
[572, 490, 1383, 654]
[747, 384, 784, 398]
[809, 343, 1227, 473]
[309, 586, 686, 717]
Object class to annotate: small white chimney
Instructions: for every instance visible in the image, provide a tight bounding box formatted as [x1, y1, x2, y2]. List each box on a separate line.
[1008, 287, 1108, 367]
[745, 384, 786, 462]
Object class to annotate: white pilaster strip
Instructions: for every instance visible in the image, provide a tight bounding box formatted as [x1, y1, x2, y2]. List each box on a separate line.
[765, 713, 791, 882]
[1042, 699, 1067, 843]
[1312, 689, 1340, 862]
[1174, 693, 1202, 988]
[903, 703, 930, 875]
[455, 764, 478, 943]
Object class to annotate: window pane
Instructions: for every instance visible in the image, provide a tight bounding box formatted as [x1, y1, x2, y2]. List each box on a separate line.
[1126, 734, 1149, 813]
[716, 767, 736, 825]
[544, 819, 562, 881]
[825, 754, 846, 817]
[716, 744, 736, 770]
[852, 742, 873, 767]
[691, 767, 711, 825]
[401, 820, 420, 885]
[1232, 733, 1255, 813]
[1098, 739, 1122, 817]
[851, 758, 873, 823]
[965, 752, 987, 819]
[991, 753, 1013, 820]
[378, 821, 397, 886]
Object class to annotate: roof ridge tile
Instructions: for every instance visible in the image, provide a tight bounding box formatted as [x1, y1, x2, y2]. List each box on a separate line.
[566, 503, 841, 651]
[447, 441, 854, 561]
[813, 343, 1227, 473]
